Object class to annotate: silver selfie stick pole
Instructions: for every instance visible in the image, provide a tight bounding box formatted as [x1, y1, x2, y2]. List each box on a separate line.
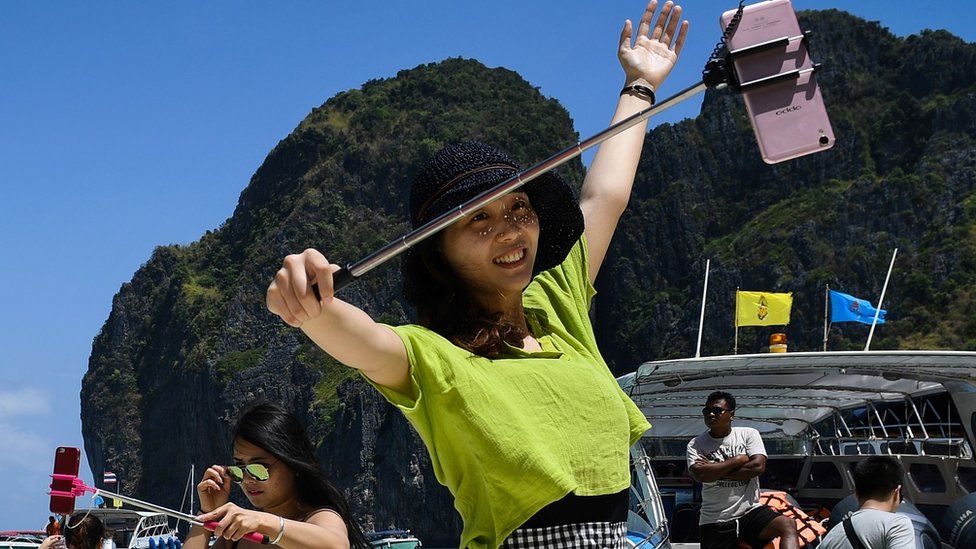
[325, 81, 708, 293]
[319, 2, 819, 294]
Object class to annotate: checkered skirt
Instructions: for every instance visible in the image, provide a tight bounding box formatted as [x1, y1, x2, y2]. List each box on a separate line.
[500, 521, 628, 548]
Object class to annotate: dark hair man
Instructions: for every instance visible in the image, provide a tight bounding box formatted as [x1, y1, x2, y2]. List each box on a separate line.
[44, 516, 60, 536]
[686, 391, 798, 549]
[818, 456, 915, 548]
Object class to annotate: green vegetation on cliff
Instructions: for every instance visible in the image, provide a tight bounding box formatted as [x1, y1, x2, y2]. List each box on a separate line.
[596, 11, 976, 365]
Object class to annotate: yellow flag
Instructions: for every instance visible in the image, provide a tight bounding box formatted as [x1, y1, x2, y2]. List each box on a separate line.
[736, 291, 793, 326]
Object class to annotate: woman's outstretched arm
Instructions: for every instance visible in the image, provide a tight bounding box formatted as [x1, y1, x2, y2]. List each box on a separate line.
[580, 0, 688, 283]
[267, 249, 410, 394]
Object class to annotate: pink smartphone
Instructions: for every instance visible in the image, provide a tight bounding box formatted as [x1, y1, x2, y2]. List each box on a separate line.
[721, 0, 835, 164]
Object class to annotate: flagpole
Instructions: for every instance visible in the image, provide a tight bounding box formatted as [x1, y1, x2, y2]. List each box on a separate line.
[823, 284, 830, 352]
[865, 248, 898, 351]
[695, 259, 710, 358]
[734, 287, 739, 355]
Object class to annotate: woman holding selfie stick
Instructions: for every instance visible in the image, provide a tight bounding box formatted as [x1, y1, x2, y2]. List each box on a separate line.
[266, 2, 688, 547]
[183, 403, 368, 549]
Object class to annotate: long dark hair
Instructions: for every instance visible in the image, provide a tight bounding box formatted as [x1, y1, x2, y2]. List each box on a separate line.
[402, 239, 526, 358]
[232, 403, 369, 549]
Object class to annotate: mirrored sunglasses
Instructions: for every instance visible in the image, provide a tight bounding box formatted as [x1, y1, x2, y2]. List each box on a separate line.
[225, 463, 271, 483]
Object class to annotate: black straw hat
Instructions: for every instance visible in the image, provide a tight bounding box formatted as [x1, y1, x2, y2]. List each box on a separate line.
[409, 141, 584, 275]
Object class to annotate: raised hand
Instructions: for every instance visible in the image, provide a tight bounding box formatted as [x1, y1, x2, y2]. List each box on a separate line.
[267, 249, 342, 327]
[197, 465, 232, 513]
[618, 0, 689, 90]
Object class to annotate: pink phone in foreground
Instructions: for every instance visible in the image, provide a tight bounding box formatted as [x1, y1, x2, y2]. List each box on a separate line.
[721, 0, 835, 164]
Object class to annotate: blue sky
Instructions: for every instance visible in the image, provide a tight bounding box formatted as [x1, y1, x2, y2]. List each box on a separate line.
[1, 0, 974, 530]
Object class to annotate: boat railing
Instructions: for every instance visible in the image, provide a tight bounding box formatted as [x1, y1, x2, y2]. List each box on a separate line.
[814, 436, 972, 458]
[129, 514, 177, 549]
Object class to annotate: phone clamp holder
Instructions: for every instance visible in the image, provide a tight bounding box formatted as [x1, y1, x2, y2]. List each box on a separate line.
[701, 0, 820, 93]
[704, 30, 820, 92]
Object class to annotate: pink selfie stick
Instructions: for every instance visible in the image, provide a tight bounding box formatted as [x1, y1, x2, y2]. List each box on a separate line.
[49, 474, 270, 545]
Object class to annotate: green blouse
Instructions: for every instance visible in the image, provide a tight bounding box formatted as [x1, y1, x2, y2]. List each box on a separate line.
[366, 236, 649, 548]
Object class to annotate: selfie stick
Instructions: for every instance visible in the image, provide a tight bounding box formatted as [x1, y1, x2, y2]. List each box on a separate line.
[317, 80, 704, 295]
[49, 474, 271, 545]
[318, 8, 819, 295]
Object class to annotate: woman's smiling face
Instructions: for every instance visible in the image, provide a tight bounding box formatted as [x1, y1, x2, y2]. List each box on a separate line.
[232, 437, 296, 510]
[439, 192, 540, 302]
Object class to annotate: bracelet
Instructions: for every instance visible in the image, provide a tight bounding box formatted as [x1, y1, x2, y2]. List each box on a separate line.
[270, 516, 286, 545]
[620, 84, 656, 104]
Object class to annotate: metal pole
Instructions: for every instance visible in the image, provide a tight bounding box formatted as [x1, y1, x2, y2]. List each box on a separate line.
[695, 259, 710, 358]
[902, 400, 916, 440]
[95, 488, 204, 526]
[865, 248, 897, 351]
[909, 398, 930, 441]
[92, 486, 270, 545]
[734, 287, 739, 355]
[325, 81, 711, 291]
[839, 412, 854, 438]
[869, 402, 890, 438]
[823, 284, 830, 352]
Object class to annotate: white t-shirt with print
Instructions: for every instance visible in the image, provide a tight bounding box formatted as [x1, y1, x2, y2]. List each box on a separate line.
[686, 426, 767, 525]
[818, 509, 916, 549]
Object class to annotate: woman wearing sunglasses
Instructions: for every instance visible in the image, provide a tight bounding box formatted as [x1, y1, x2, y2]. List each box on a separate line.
[184, 403, 368, 549]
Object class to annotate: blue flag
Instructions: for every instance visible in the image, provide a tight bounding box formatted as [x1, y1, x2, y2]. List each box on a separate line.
[830, 290, 886, 324]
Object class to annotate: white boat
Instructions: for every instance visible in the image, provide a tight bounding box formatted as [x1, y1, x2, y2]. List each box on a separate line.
[620, 350, 976, 548]
[81, 508, 180, 549]
[0, 532, 45, 549]
[366, 529, 422, 549]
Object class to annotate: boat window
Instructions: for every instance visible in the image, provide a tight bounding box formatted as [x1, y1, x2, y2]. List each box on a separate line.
[842, 442, 877, 455]
[921, 440, 967, 456]
[652, 460, 688, 481]
[760, 459, 804, 491]
[884, 441, 919, 454]
[807, 462, 844, 489]
[958, 467, 976, 492]
[764, 439, 809, 455]
[908, 463, 946, 493]
[641, 438, 695, 457]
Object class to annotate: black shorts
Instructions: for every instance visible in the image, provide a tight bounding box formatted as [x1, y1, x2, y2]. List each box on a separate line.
[699, 505, 782, 549]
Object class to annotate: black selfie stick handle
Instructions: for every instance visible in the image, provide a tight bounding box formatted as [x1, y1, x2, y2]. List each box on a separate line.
[310, 266, 357, 302]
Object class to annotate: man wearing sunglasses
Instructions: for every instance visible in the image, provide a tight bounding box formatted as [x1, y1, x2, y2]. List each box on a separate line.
[686, 391, 798, 549]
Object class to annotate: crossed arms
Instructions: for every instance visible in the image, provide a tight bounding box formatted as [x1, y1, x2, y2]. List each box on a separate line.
[689, 453, 767, 483]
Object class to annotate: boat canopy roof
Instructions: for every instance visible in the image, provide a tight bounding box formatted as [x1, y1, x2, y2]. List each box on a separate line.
[618, 350, 976, 438]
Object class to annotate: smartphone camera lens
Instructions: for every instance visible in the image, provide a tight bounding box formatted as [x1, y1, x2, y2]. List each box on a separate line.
[819, 135, 830, 146]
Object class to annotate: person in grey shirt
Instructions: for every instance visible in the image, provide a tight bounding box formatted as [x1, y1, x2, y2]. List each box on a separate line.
[687, 391, 798, 549]
[819, 456, 916, 549]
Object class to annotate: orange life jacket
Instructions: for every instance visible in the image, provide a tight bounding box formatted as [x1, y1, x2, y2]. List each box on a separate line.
[736, 491, 828, 549]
